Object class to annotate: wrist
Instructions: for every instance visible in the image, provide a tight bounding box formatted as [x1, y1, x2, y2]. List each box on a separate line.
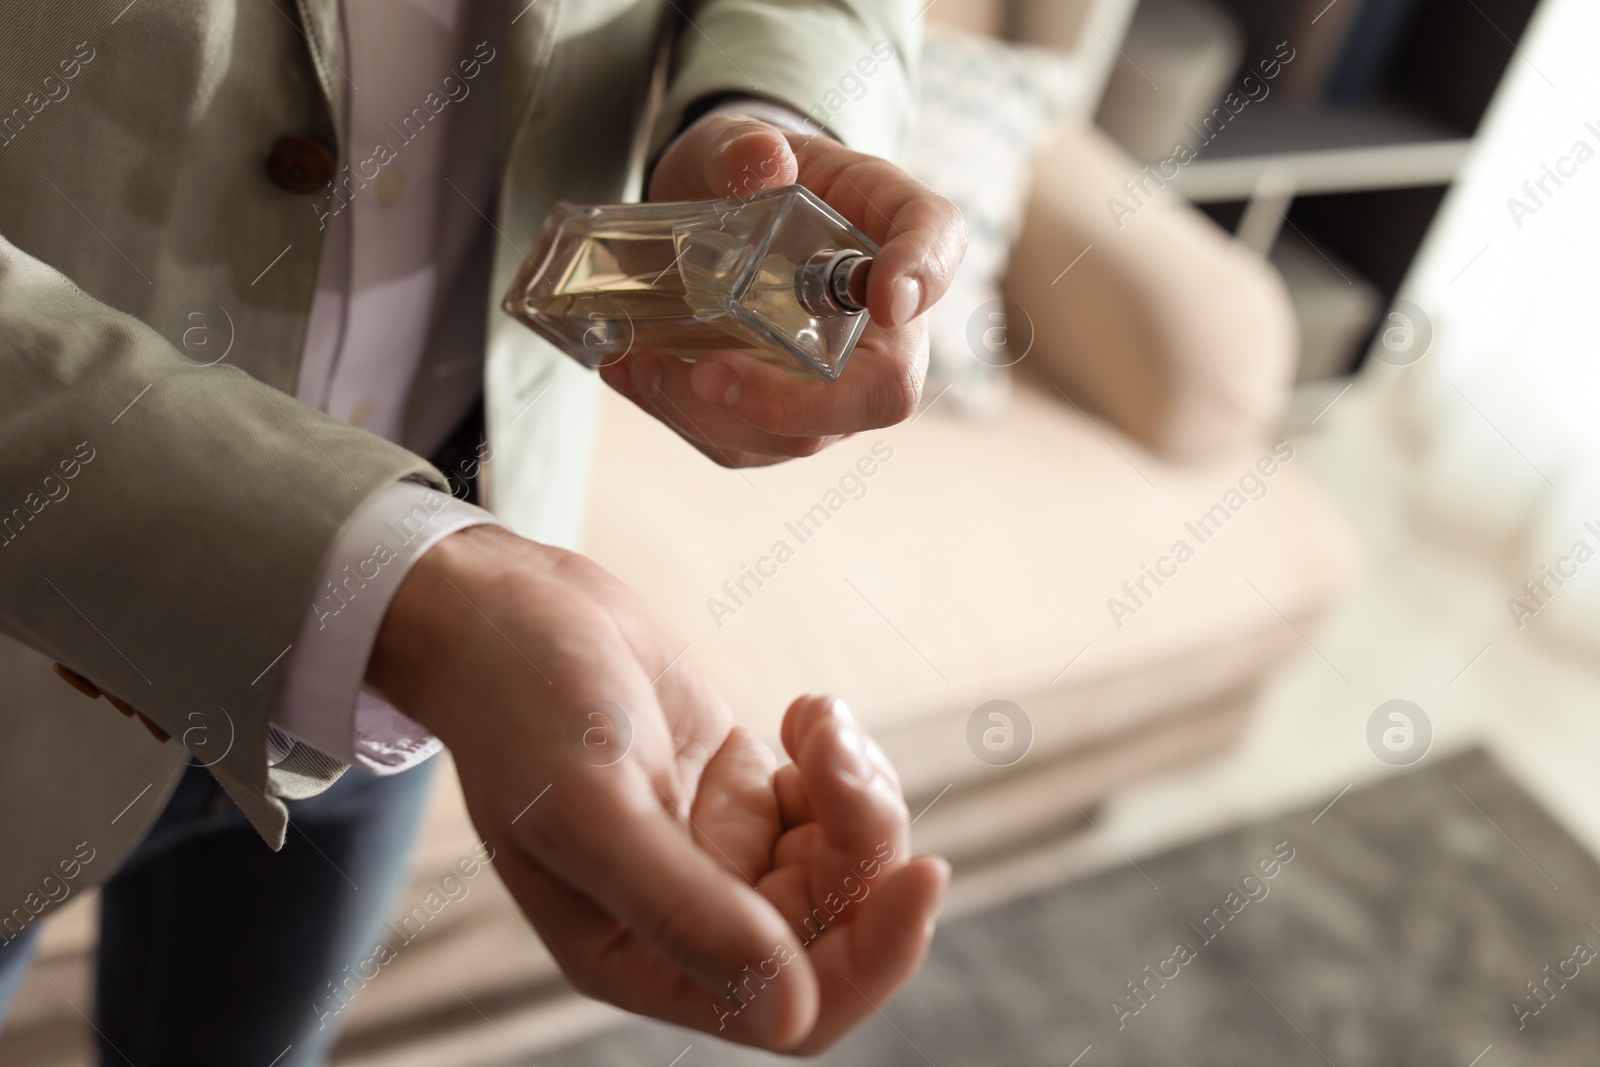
[366, 524, 549, 742]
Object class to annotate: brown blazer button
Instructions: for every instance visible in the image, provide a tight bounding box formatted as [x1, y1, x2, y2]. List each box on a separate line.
[52, 662, 170, 743]
[53, 662, 101, 699]
[266, 136, 334, 193]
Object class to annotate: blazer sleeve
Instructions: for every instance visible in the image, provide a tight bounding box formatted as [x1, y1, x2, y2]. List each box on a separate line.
[0, 237, 447, 849]
[650, 0, 922, 161]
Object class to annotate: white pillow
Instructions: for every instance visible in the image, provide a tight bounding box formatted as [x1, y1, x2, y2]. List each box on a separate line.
[903, 28, 1086, 417]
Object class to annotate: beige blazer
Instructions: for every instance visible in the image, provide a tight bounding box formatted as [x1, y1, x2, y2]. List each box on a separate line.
[0, 0, 914, 931]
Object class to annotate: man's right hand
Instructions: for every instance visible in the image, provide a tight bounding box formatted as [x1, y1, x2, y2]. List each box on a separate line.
[366, 525, 948, 1053]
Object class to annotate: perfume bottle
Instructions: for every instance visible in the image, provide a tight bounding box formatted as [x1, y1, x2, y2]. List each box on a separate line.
[502, 185, 878, 381]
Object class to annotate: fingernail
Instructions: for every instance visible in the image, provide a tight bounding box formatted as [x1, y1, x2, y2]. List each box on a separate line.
[833, 700, 887, 766]
[692, 361, 741, 407]
[835, 722, 874, 786]
[889, 277, 921, 327]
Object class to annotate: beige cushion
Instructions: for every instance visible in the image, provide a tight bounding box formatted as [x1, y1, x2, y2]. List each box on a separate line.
[1005, 121, 1298, 460]
[582, 378, 1358, 802]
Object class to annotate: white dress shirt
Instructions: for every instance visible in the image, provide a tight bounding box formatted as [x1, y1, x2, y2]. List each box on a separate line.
[274, 0, 500, 773]
[273, 0, 817, 774]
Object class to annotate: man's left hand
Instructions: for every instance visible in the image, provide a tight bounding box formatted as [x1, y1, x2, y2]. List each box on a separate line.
[599, 115, 966, 467]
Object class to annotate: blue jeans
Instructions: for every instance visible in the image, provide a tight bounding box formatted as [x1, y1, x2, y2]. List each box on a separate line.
[0, 757, 436, 1066]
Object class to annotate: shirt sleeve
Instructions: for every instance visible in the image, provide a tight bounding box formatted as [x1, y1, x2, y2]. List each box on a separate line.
[649, 0, 918, 161]
[273, 480, 501, 773]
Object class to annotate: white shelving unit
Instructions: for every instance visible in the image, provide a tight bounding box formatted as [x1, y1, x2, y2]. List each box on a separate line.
[1095, 0, 1543, 378]
[1169, 102, 1477, 252]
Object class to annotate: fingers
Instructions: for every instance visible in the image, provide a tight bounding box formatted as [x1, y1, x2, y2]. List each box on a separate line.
[781, 693, 832, 762]
[515, 773, 818, 1047]
[755, 817, 950, 1054]
[679, 326, 925, 437]
[650, 114, 799, 203]
[772, 820, 819, 869]
[793, 698, 909, 866]
[606, 321, 926, 442]
[753, 859, 823, 960]
[491, 845, 814, 1049]
[652, 117, 967, 332]
[765, 695, 949, 1054]
[603, 351, 841, 461]
[864, 193, 967, 328]
[789, 856, 949, 1055]
[689, 726, 783, 886]
[622, 121, 963, 463]
[781, 694, 900, 792]
[775, 762, 814, 829]
[787, 133, 968, 328]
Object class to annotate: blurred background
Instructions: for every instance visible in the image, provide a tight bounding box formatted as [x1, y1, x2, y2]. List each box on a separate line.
[8, 0, 1600, 1063]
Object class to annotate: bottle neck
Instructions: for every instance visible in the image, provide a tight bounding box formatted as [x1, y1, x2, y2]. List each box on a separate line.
[797, 250, 872, 316]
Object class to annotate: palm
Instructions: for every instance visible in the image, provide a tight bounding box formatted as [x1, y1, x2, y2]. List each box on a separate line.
[435, 547, 945, 1052]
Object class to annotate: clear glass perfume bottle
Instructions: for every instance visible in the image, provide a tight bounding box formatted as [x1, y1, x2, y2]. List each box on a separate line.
[502, 185, 878, 381]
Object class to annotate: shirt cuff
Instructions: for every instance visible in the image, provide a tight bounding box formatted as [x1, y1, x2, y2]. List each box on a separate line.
[274, 480, 502, 774]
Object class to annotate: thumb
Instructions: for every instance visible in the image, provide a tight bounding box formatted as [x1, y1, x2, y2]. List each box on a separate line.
[516, 775, 821, 1046]
[650, 113, 799, 203]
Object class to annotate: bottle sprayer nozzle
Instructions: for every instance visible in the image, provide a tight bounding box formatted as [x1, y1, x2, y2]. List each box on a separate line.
[797, 249, 872, 316]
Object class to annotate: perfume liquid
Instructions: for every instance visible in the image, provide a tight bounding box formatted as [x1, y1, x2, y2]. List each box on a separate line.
[502, 185, 878, 381]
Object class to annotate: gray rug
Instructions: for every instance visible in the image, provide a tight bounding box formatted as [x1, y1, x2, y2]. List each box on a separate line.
[530, 750, 1600, 1066]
